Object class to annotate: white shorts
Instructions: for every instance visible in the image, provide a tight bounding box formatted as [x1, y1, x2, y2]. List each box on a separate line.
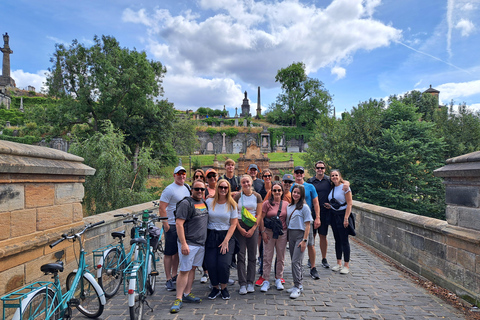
[177, 243, 205, 272]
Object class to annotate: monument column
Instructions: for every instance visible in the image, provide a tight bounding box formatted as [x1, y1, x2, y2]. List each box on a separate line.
[222, 132, 227, 153]
[0, 33, 16, 88]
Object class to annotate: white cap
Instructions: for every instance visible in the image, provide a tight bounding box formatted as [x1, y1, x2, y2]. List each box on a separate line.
[174, 166, 186, 174]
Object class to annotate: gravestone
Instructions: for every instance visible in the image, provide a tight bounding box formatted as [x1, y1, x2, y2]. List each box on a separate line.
[207, 142, 214, 152]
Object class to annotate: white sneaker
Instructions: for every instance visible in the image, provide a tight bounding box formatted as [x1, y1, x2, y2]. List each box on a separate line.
[228, 278, 235, 286]
[239, 285, 247, 295]
[289, 287, 301, 299]
[246, 283, 255, 293]
[340, 267, 350, 274]
[200, 273, 208, 283]
[287, 285, 303, 293]
[275, 279, 284, 291]
[331, 264, 343, 272]
[260, 281, 270, 292]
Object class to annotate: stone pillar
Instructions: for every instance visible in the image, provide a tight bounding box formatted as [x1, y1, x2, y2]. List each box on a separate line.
[0, 140, 95, 297]
[434, 151, 480, 230]
[222, 132, 227, 153]
[0, 33, 16, 88]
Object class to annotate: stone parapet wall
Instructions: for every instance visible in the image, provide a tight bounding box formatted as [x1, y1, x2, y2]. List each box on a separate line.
[353, 200, 480, 305]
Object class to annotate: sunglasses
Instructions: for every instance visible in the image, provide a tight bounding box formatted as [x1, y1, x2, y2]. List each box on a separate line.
[192, 187, 205, 192]
[195, 175, 204, 178]
[207, 174, 216, 178]
[283, 181, 293, 184]
[263, 175, 272, 178]
[218, 186, 229, 190]
[176, 172, 186, 176]
[294, 171, 304, 174]
[316, 166, 325, 170]
[272, 189, 282, 193]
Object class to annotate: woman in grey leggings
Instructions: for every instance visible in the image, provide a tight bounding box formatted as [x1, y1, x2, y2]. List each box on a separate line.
[286, 184, 312, 299]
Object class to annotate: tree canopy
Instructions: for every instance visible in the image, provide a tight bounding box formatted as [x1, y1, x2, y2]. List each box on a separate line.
[266, 62, 332, 129]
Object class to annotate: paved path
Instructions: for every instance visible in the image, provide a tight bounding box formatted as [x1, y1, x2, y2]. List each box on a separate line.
[97, 236, 465, 320]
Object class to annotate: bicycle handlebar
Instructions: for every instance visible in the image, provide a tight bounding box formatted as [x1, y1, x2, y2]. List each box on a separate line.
[49, 221, 105, 248]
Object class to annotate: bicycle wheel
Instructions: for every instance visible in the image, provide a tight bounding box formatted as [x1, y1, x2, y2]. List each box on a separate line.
[99, 248, 124, 298]
[129, 267, 145, 320]
[146, 253, 156, 295]
[66, 272, 104, 318]
[18, 287, 60, 320]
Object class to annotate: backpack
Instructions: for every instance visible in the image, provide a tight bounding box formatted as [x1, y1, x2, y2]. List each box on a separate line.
[184, 183, 192, 195]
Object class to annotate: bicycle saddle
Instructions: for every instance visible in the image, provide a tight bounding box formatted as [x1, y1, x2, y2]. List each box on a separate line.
[40, 261, 64, 274]
[111, 230, 126, 239]
[130, 238, 147, 246]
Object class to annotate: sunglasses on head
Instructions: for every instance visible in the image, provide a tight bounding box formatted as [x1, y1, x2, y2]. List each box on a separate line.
[218, 186, 229, 190]
[192, 187, 205, 191]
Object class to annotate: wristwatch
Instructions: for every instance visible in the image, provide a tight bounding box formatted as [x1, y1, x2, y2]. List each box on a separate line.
[302, 239, 307, 242]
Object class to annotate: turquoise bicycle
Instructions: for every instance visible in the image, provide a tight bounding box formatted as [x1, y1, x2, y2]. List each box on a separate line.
[125, 210, 166, 320]
[1, 221, 106, 320]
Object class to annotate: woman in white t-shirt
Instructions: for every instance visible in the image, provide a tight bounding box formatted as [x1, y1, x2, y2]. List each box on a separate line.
[205, 179, 238, 300]
[233, 175, 263, 295]
[286, 184, 312, 299]
[324, 169, 353, 275]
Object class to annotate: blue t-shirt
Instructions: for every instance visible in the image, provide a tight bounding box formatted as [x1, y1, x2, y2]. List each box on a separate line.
[291, 182, 318, 218]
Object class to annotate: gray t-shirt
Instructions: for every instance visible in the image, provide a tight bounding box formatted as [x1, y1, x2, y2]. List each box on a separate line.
[176, 197, 209, 246]
[206, 198, 237, 231]
[286, 204, 313, 230]
[159, 182, 191, 224]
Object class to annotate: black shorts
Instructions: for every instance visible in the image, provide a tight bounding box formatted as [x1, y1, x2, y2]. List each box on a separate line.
[315, 210, 332, 236]
[164, 224, 178, 256]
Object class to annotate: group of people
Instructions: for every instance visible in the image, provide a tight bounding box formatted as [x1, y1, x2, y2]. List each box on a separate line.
[158, 159, 353, 314]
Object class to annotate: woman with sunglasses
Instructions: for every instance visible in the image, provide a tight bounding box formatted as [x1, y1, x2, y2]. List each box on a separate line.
[286, 184, 312, 299]
[204, 169, 217, 199]
[204, 179, 238, 300]
[262, 169, 273, 196]
[258, 182, 288, 292]
[194, 169, 206, 182]
[233, 174, 263, 295]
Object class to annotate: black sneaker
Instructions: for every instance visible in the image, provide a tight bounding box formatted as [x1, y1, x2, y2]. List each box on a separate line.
[310, 267, 320, 280]
[221, 287, 230, 300]
[172, 275, 178, 283]
[321, 258, 330, 268]
[165, 279, 176, 291]
[230, 262, 237, 269]
[208, 287, 221, 300]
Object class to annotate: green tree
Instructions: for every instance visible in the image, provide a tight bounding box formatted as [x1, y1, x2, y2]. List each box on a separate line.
[305, 98, 446, 218]
[268, 62, 332, 128]
[69, 121, 161, 215]
[171, 117, 200, 155]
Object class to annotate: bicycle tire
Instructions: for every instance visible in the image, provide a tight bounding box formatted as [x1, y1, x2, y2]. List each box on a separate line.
[66, 272, 104, 318]
[16, 287, 60, 320]
[146, 253, 156, 295]
[99, 248, 124, 298]
[129, 266, 145, 320]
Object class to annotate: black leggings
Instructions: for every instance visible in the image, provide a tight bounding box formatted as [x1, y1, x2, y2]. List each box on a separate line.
[331, 210, 350, 262]
[205, 229, 235, 286]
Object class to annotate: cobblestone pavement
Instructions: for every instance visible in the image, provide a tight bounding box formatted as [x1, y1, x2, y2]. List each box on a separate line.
[96, 235, 466, 320]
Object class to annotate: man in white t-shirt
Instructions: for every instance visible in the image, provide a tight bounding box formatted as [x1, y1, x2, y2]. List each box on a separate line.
[159, 166, 191, 291]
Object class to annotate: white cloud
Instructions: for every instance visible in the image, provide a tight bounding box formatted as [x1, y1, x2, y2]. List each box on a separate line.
[123, 0, 401, 99]
[11, 70, 48, 93]
[331, 66, 346, 80]
[455, 19, 475, 36]
[162, 74, 244, 110]
[436, 79, 480, 104]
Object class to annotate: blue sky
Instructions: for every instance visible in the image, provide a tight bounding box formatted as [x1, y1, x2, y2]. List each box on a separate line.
[1, 0, 479, 116]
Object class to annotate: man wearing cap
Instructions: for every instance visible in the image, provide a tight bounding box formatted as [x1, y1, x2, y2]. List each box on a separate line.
[159, 166, 191, 291]
[291, 166, 321, 280]
[248, 164, 267, 199]
[307, 161, 350, 269]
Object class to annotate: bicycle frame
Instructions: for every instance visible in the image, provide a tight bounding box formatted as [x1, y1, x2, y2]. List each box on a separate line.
[2, 222, 106, 320]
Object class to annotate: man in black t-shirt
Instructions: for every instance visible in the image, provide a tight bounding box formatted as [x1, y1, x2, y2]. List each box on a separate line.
[248, 164, 267, 199]
[219, 158, 241, 197]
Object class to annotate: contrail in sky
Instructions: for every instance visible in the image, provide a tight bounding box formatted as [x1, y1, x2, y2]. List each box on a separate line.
[395, 40, 473, 76]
